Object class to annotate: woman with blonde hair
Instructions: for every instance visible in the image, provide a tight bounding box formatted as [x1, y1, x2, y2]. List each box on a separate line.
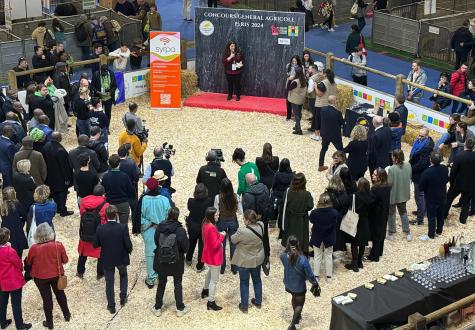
[26, 223, 70, 329]
[27, 185, 56, 234]
[343, 124, 368, 180]
[12, 159, 37, 215]
[0, 187, 28, 257]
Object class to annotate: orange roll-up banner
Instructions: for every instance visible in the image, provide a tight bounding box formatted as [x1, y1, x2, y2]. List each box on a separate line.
[150, 32, 181, 109]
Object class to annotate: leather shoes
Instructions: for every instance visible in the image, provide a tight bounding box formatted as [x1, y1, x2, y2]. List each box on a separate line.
[251, 298, 261, 308]
[344, 263, 359, 272]
[64, 314, 71, 322]
[1, 320, 12, 329]
[318, 166, 328, 172]
[42, 321, 53, 329]
[120, 298, 127, 306]
[292, 130, 303, 135]
[107, 306, 116, 314]
[201, 289, 209, 299]
[18, 324, 32, 330]
[60, 211, 74, 217]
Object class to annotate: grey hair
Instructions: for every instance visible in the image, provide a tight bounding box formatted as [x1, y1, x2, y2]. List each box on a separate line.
[33, 223, 55, 244]
[17, 159, 31, 175]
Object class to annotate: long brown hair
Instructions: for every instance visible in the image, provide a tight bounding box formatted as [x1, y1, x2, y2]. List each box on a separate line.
[372, 168, 388, 187]
[223, 40, 239, 58]
[391, 149, 405, 166]
[290, 172, 306, 191]
[0, 187, 17, 217]
[262, 142, 273, 163]
[285, 235, 302, 265]
[219, 178, 237, 213]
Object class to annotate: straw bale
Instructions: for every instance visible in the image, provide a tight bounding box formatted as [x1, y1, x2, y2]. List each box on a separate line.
[16, 95, 475, 330]
[181, 70, 199, 99]
[336, 84, 354, 115]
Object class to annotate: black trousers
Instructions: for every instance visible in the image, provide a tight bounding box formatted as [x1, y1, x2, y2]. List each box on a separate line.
[103, 99, 113, 130]
[426, 200, 445, 238]
[322, 10, 334, 29]
[51, 190, 68, 214]
[311, 107, 322, 130]
[352, 75, 367, 86]
[34, 277, 70, 325]
[350, 245, 365, 266]
[455, 52, 469, 70]
[226, 73, 241, 97]
[286, 100, 292, 119]
[77, 255, 104, 276]
[0, 289, 24, 329]
[186, 224, 204, 270]
[319, 138, 343, 166]
[154, 274, 184, 310]
[103, 265, 128, 309]
[208, 0, 217, 7]
[445, 185, 474, 224]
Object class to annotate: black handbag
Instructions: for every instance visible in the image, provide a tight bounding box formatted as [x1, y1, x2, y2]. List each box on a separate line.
[310, 283, 321, 297]
[246, 224, 270, 276]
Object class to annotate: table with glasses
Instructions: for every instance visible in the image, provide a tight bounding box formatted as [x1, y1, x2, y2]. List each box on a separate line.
[329, 245, 475, 330]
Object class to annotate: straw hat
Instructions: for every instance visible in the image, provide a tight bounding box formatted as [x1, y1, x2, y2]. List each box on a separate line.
[153, 170, 168, 182]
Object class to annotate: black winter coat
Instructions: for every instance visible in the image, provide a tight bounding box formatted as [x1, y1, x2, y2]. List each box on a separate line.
[28, 94, 55, 129]
[255, 156, 279, 189]
[272, 171, 293, 200]
[345, 192, 375, 246]
[153, 220, 189, 276]
[368, 126, 392, 172]
[43, 141, 73, 192]
[0, 202, 28, 254]
[343, 140, 368, 180]
[12, 172, 37, 214]
[368, 185, 390, 242]
[195, 162, 227, 198]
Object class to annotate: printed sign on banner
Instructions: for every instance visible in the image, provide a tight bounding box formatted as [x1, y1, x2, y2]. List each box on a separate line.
[150, 32, 181, 110]
[335, 77, 449, 134]
[124, 69, 149, 99]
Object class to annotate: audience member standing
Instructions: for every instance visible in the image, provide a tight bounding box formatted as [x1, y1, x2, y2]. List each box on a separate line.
[406, 60, 427, 104]
[196, 150, 227, 198]
[0, 126, 18, 187]
[394, 94, 409, 134]
[115, 0, 136, 15]
[0, 187, 28, 257]
[186, 184, 213, 272]
[367, 168, 390, 261]
[73, 155, 99, 204]
[0, 228, 32, 330]
[201, 207, 226, 311]
[13, 136, 47, 185]
[311, 69, 337, 141]
[73, 87, 91, 137]
[272, 158, 294, 233]
[409, 128, 433, 225]
[287, 67, 307, 135]
[231, 209, 265, 313]
[367, 116, 392, 174]
[26, 223, 70, 329]
[88, 126, 109, 175]
[450, 63, 469, 114]
[27, 185, 56, 234]
[69, 135, 101, 175]
[29, 84, 55, 130]
[419, 152, 448, 240]
[12, 160, 37, 216]
[92, 64, 117, 130]
[151, 207, 190, 317]
[387, 150, 413, 241]
[325, 176, 351, 253]
[444, 138, 475, 224]
[232, 148, 260, 196]
[348, 47, 367, 86]
[94, 206, 133, 314]
[318, 95, 344, 172]
[31, 47, 50, 83]
[325, 151, 348, 181]
[451, 20, 473, 69]
[255, 143, 279, 189]
[343, 125, 368, 180]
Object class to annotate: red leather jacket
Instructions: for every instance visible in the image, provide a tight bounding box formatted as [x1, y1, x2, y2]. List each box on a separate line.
[26, 241, 68, 279]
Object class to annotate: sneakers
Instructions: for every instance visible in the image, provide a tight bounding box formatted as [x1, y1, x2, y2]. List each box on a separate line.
[409, 220, 423, 225]
[386, 234, 396, 241]
[326, 276, 333, 283]
[406, 234, 413, 242]
[419, 234, 434, 241]
[176, 306, 190, 317]
[328, 28, 335, 32]
[318, 166, 328, 172]
[150, 305, 162, 317]
[310, 135, 322, 141]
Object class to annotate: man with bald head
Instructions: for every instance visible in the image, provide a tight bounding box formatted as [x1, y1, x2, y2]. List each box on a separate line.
[28, 108, 44, 131]
[0, 125, 17, 186]
[13, 136, 47, 185]
[43, 132, 74, 216]
[242, 172, 271, 262]
[409, 128, 434, 226]
[368, 115, 392, 174]
[318, 95, 344, 172]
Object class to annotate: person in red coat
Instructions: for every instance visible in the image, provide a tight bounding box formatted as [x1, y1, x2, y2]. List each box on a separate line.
[222, 41, 244, 101]
[0, 228, 32, 330]
[201, 207, 225, 311]
[450, 63, 469, 114]
[77, 185, 109, 279]
[25, 223, 70, 330]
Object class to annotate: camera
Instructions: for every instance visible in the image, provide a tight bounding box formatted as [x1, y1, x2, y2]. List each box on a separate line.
[136, 119, 149, 142]
[163, 142, 175, 159]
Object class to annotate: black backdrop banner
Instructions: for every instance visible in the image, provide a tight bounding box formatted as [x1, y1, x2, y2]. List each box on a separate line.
[195, 7, 305, 98]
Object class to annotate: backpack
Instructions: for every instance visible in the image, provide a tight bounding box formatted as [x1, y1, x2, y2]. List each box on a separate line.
[253, 190, 274, 219]
[75, 22, 88, 42]
[158, 232, 179, 264]
[110, 19, 122, 33]
[79, 201, 106, 242]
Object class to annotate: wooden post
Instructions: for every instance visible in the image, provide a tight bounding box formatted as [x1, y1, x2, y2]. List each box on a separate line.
[326, 52, 334, 71]
[408, 313, 426, 330]
[395, 74, 405, 97]
[180, 40, 187, 70]
[7, 70, 17, 91]
[99, 54, 108, 67]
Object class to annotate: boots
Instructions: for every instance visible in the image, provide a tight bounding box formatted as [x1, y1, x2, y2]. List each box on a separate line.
[201, 289, 209, 299]
[207, 301, 223, 311]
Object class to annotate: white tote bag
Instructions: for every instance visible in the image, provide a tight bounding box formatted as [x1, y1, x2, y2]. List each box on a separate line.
[340, 195, 359, 237]
[27, 206, 37, 247]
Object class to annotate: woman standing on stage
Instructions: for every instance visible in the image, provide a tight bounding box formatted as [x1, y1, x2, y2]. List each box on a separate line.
[222, 41, 244, 101]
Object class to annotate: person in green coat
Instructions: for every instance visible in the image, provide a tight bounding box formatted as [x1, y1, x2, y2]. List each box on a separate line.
[232, 148, 260, 196]
[281, 173, 314, 254]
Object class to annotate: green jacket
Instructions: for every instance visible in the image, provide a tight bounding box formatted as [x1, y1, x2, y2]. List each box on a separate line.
[388, 162, 412, 204]
[237, 162, 260, 196]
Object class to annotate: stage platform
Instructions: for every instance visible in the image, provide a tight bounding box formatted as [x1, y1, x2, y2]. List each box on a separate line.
[183, 92, 287, 116]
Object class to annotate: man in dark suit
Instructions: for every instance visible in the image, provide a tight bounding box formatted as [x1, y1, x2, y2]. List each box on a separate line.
[0, 126, 18, 187]
[409, 128, 434, 225]
[69, 135, 101, 175]
[419, 152, 448, 240]
[367, 115, 392, 174]
[444, 138, 475, 224]
[318, 95, 344, 172]
[394, 94, 408, 134]
[94, 205, 133, 314]
[43, 132, 74, 216]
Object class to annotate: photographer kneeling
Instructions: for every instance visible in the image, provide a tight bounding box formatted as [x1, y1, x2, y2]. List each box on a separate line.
[118, 119, 147, 167]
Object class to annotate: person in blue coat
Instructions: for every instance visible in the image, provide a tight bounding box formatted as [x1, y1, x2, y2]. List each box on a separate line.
[280, 235, 318, 330]
[0, 187, 28, 257]
[419, 152, 449, 240]
[0, 126, 17, 187]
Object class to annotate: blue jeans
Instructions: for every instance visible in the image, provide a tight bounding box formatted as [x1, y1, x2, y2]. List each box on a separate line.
[434, 133, 450, 150]
[238, 266, 262, 309]
[217, 218, 239, 273]
[80, 46, 90, 60]
[103, 265, 128, 309]
[76, 119, 90, 136]
[414, 182, 426, 222]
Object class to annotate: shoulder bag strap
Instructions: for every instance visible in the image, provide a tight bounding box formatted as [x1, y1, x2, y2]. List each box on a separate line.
[281, 188, 290, 231]
[246, 224, 264, 241]
[352, 194, 356, 213]
[93, 201, 107, 214]
[54, 242, 61, 277]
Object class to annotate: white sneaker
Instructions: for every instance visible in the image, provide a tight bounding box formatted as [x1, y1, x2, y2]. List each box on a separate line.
[385, 234, 395, 241]
[334, 24, 339, 27]
[328, 28, 335, 32]
[406, 234, 413, 242]
[310, 135, 322, 141]
[418, 234, 430, 241]
[326, 276, 333, 283]
[176, 306, 189, 317]
[150, 305, 162, 317]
